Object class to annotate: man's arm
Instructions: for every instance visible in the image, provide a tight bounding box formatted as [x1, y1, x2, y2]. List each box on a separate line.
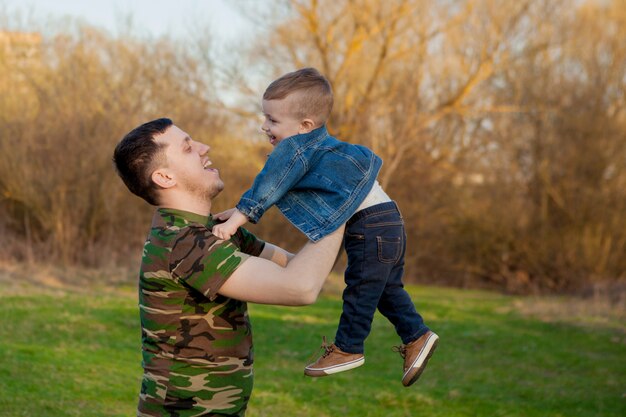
[258, 242, 295, 267]
[218, 225, 344, 306]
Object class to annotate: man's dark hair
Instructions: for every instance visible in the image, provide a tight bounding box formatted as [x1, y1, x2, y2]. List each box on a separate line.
[113, 118, 173, 206]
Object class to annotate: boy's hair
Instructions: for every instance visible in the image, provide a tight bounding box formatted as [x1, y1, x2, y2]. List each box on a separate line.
[112, 118, 172, 206]
[263, 67, 333, 125]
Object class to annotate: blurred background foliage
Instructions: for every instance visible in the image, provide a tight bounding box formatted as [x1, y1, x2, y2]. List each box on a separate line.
[0, 0, 624, 295]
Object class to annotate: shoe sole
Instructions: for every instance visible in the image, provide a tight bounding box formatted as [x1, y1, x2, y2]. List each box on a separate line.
[304, 356, 365, 377]
[402, 333, 439, 387]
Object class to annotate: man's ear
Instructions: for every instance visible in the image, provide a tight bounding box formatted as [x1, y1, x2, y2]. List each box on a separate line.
[299, 118, 316, 134]
[151, 168, 176, 189]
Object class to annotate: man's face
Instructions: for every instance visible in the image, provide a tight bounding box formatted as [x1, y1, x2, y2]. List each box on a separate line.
[155, 125, 224, 199]
[261, 97, 306, 146]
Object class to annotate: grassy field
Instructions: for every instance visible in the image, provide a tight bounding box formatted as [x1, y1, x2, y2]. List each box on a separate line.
[0, 276, 624, 417]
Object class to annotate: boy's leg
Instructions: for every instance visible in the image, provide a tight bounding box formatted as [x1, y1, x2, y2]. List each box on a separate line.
[334, 206, 401, 354]
[304, 202, 398, 377]
[377, 257, 429, 344]
[376, 214, 438, 387]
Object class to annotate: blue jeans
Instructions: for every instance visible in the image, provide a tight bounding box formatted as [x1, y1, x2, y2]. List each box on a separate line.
[334, 201, 429, 354]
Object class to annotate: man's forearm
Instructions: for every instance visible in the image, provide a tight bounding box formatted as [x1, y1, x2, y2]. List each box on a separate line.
[259, 242, 294, 267]
[282, 227, 344, 297]
[218, 225, 345, 305]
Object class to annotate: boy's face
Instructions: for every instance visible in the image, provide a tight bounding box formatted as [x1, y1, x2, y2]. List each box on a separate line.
[261, 97, 311, 146]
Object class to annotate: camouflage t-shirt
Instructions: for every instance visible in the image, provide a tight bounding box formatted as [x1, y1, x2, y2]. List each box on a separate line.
[137, 208, 265, 417]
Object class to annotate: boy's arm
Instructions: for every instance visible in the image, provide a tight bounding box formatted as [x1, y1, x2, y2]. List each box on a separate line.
[236, 141, 308, 224]
[214, 208, 237, 221]
[212, 209, 248, 240]
[218, 224, 344, 306]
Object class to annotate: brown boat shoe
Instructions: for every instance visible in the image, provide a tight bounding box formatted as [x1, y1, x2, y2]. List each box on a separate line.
[394, 330, 439, 387]
[304, 337, 365, 377]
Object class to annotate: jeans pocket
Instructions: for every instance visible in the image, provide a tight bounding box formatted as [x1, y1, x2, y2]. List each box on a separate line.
[345, 230, 365, 240]
[377, 236, 402, 263]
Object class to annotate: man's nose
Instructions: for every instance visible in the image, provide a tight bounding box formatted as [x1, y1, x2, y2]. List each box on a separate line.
[196, 142, 210, 155]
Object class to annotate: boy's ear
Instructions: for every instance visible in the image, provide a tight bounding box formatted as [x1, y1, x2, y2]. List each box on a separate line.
[299, 118, 316, 134]
[151, 168, 176, 189]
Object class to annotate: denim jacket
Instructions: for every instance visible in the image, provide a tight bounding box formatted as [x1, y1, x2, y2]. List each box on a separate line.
[236, 125, 382, 242]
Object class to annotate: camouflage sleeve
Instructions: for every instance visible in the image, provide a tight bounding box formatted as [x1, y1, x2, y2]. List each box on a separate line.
[170, 225, 252, 301]
[233, 226, 265, 256]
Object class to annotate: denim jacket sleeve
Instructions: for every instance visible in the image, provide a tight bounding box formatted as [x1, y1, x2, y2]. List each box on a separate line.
[236, 140, 308, 223]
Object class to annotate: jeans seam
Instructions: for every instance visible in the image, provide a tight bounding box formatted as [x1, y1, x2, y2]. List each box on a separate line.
[359, 208, 397, 219]
[365, 221, 403, 228]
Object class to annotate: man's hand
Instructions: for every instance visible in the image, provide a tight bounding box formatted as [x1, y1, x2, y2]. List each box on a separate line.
[212, 209, 249, 240]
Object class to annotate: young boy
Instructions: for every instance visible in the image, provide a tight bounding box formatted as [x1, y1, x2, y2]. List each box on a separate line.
[212, 68, 438, 387]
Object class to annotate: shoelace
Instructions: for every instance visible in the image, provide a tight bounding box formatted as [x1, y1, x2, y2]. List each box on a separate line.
[306, 336, 334, 364]
[320, 336, 335, 358]
[392, 344, 406, 358]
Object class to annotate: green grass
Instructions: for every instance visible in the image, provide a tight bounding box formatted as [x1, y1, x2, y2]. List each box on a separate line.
[0, 283, 624, 417]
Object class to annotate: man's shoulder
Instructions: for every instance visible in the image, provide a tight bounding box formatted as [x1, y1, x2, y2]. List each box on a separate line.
[141, 212, 210, 268]
[149, 209, 217, 245]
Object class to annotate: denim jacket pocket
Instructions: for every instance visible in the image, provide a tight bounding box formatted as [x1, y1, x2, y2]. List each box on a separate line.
[377, 236, 402, 263]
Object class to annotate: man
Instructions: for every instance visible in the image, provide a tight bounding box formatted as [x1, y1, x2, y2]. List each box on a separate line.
[113, 118, 344, 416]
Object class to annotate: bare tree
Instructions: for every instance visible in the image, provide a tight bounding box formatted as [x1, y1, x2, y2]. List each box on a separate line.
[0, 23, 224, 266]
[233, 0, 626, 292]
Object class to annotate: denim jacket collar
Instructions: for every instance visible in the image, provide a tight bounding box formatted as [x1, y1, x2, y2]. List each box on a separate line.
[283, 125, 329, 150]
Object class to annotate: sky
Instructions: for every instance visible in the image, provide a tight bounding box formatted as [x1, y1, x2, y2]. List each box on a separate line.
[1, 0, 273, 106]
[2, 0, 250, 42]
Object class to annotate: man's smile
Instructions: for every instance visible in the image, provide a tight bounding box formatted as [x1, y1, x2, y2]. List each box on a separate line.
[202, 158, 218, 173]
